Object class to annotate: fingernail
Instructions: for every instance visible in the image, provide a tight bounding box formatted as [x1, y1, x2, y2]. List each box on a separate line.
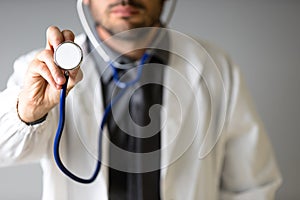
[56, 84, 62, 89]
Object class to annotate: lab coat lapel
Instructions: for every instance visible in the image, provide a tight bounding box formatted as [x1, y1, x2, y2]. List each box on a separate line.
[159, 34, 229, 198]
[160, 47, 205, 189]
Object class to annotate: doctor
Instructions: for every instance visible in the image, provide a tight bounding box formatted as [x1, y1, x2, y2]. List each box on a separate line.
[0, 0, 281, 199]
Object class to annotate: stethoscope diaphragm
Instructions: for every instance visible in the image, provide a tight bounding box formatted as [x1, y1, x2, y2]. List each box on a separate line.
[54, 41, 83, 70]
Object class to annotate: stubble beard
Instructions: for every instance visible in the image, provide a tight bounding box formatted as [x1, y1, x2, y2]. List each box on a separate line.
[99, 19, 156, 41]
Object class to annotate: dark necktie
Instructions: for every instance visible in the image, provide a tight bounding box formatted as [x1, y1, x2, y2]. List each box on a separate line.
[101, 55, 165, 200]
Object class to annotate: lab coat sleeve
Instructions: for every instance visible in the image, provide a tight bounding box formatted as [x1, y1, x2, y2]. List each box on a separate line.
[0, 50, 56, 166]
[219, 65, 282, 200]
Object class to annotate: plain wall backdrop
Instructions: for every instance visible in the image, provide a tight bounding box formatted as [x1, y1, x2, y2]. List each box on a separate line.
[0, 0, 299, 199]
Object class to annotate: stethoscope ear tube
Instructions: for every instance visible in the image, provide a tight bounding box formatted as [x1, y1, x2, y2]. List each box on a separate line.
[53, 72, 101, 184]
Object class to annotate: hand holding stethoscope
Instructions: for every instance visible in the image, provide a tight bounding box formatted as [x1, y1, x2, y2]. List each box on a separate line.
[17, 27, 83, 125]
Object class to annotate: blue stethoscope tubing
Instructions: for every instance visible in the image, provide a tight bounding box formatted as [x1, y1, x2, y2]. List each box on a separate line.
[53, 71, 100, 184]
[53, 52, 151, 184]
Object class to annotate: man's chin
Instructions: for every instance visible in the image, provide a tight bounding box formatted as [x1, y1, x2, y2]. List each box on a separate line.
[112, 27, 150, 41]
[105, 22, 149, 38]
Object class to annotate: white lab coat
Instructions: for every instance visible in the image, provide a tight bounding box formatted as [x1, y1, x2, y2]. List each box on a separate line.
[0, 33, 281, 200]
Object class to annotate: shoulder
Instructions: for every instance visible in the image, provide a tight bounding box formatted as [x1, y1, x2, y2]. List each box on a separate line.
[192, 36, 234, 74]
[169, 31, 234, 77]
[186, 35, 236, 91]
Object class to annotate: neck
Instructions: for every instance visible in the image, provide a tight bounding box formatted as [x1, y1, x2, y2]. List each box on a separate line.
[96, 24, 161, 60]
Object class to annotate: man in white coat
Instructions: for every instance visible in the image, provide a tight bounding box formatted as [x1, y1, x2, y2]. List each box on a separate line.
[0, 0, 281, 199]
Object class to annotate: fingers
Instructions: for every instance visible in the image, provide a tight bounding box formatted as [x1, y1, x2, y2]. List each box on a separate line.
[62, 29, 75, 42]
[30, 26, 78, 88]
[46, 26, 75, 50]
[46, 26, 64, 50]
[28, 59, 57, 88]
[19, 26, 81, 122]
[34, 50, 83, 89]
[32, 53, 82, 91]
[36, 50, 65, 88]
[42, 26, 79, 86]
[66, 67, 83, 94]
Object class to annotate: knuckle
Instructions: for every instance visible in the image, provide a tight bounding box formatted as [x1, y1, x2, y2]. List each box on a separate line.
[29, 59, 49, 77]
[28, 59, 38, 71]
[36, 61, 48, 72]
[37, 49, 53, 61]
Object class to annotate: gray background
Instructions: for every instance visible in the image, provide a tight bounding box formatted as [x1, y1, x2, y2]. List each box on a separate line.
[0, 0, 299, 199]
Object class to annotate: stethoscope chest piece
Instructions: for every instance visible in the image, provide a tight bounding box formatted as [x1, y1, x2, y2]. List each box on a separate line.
[54, 41, 83, 70]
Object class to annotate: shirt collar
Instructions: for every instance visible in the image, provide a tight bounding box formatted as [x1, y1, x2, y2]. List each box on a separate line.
[87, 29, 169, 83]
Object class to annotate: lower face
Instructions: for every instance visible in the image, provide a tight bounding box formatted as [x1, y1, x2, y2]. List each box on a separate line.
[90, 0, 164, 37]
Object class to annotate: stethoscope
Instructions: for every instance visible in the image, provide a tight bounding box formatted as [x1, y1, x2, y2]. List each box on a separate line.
[53, 0, 177, 184]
